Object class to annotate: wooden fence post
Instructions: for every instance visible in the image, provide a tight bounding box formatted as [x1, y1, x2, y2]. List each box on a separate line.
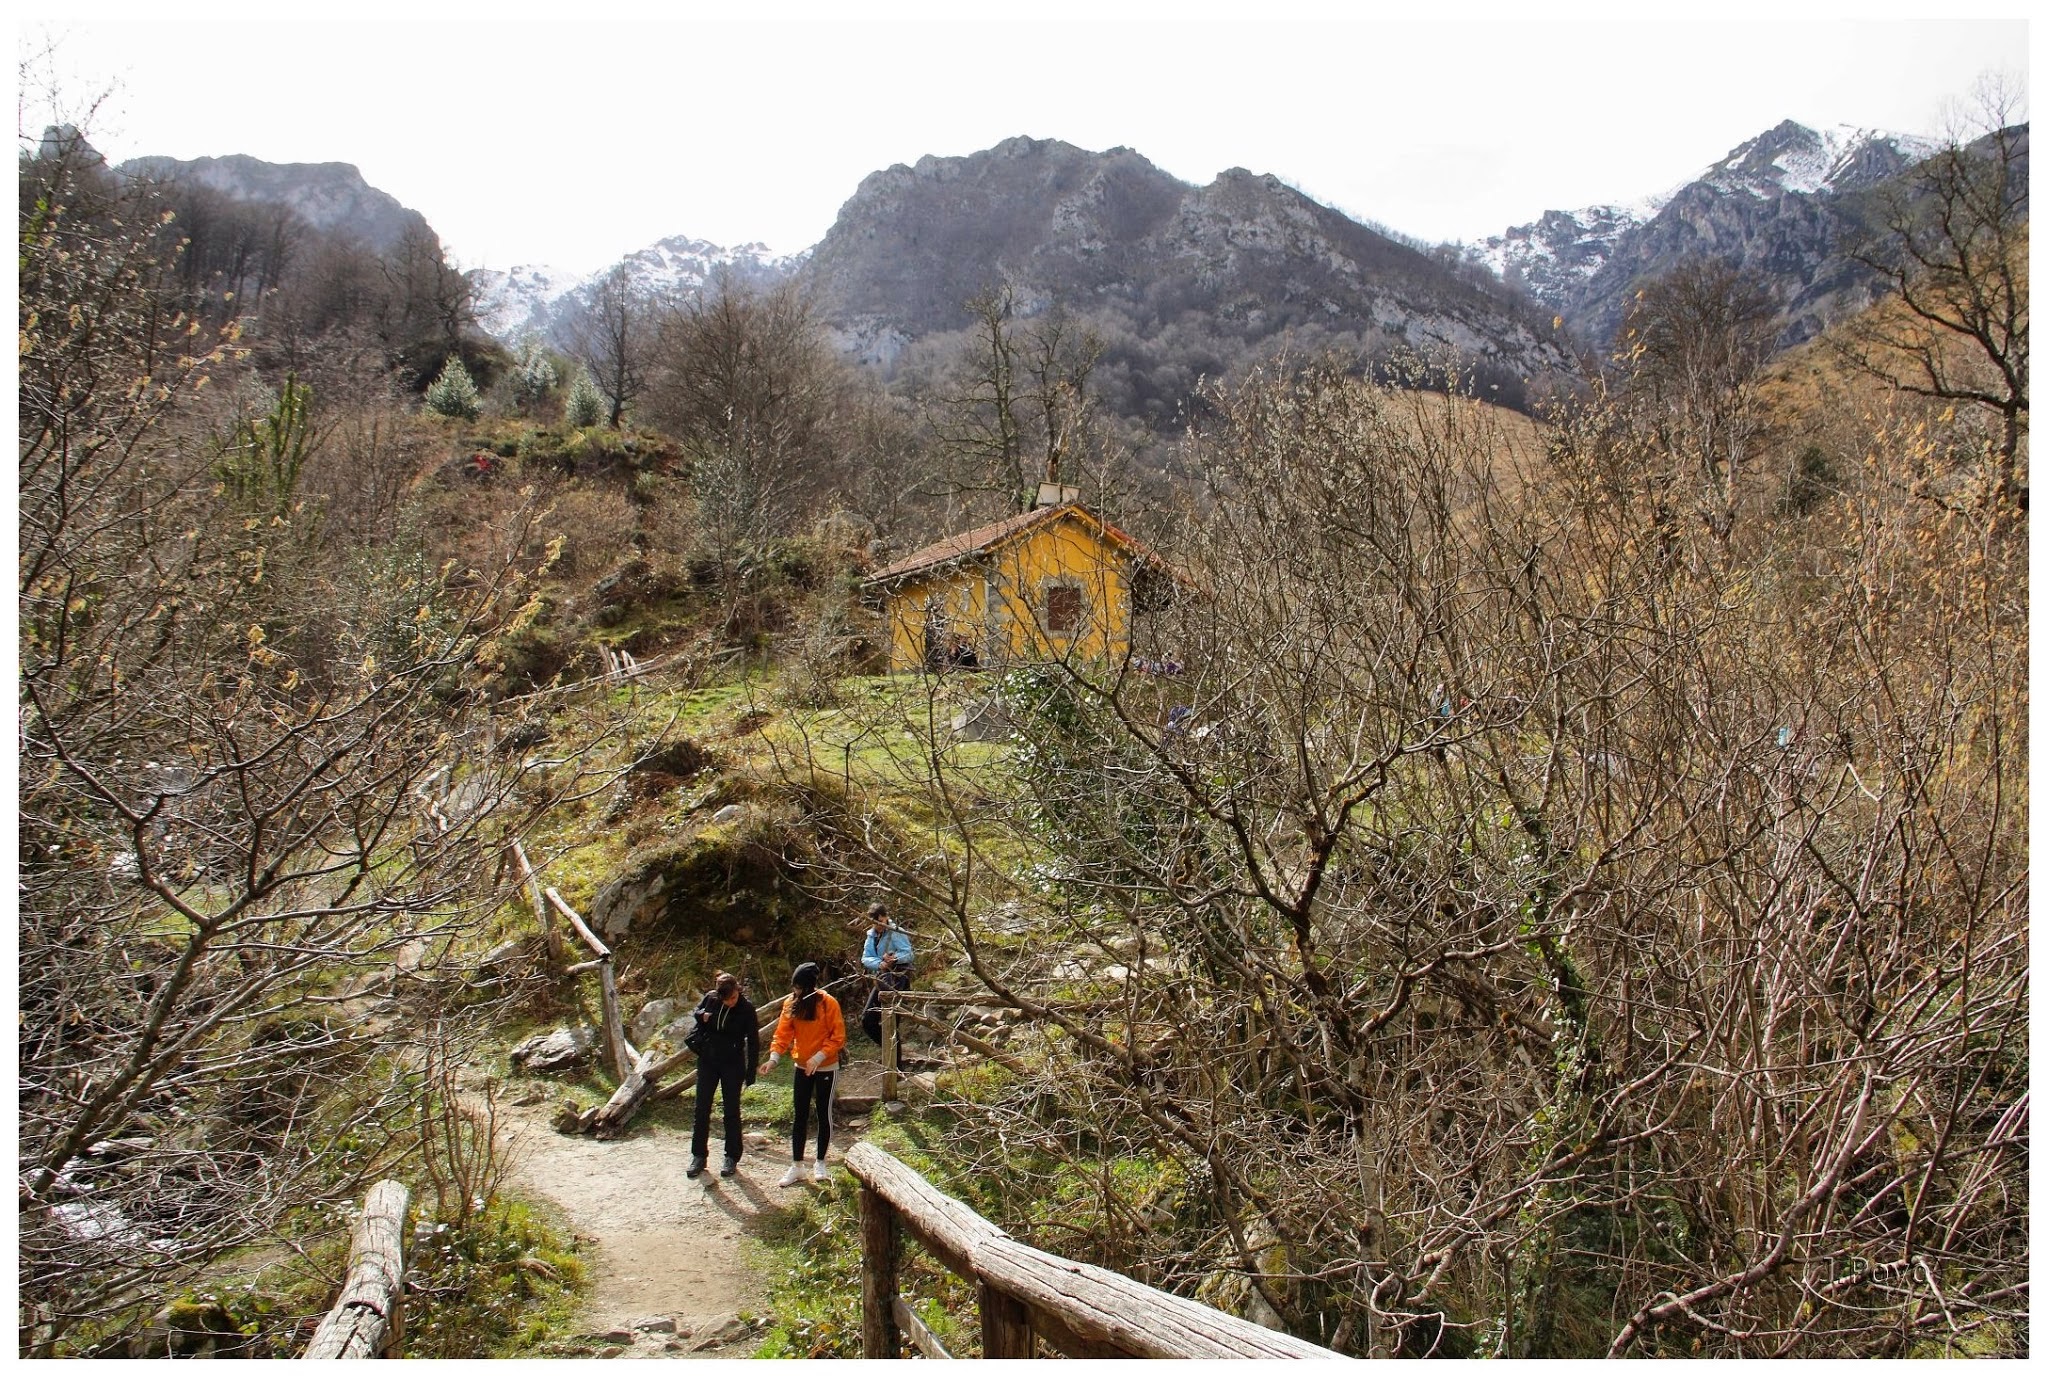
[979, 1281, 1035, 1358]
[860, 1184, 902, 1358]
[596, 958, 631, 1081]
[511, 841, 561, 969]
[881, 1004, 899, 1103]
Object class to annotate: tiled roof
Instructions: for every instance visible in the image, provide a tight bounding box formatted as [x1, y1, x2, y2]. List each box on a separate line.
[864, 503, 1155, 586]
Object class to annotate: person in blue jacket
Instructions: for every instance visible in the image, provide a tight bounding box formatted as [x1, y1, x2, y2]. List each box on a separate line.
[861, 902, 913, 978]
[859, 902, 913, 1043]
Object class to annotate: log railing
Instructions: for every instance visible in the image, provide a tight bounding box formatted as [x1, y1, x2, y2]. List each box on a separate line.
[303, 1180, 409, 1359]
[844, 1143, 1346, 1360]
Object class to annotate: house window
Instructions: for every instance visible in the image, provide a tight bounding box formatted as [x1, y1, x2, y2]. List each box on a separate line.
[1045, 584, 1083, 635]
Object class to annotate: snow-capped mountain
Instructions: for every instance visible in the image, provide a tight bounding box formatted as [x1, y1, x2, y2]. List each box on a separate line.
[1695, 120, 1938, 199]
[1472, 120, 1943, 346]
[1466, 199, 1662, 316]
[469, 236, 804, 346]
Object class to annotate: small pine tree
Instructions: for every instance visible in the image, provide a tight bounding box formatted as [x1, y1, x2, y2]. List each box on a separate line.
[564, 369, 604, 428]
[425, 356, 482, 421]
[512, 337, 557, 411]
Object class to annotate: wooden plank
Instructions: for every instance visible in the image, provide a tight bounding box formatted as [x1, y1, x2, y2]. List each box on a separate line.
[589, 1048, 661, 1139]
[303, 1180, 409, 1359]
[844, 1143, 1008, 1280]
[968, 1236, 1343, 1359]
[893, 1008, 1027, 1073]
[894, 1296, 952, 1360]
[860, 1185, 902, 1358]
[978, 1281, 1035, 1359]
[543, 886, 609, 960]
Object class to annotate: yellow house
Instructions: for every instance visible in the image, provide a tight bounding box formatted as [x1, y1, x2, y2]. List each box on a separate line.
[864, 498, 1168, 673]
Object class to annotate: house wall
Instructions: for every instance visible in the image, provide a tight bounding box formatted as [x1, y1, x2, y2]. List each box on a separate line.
[881, 518, 1131, 672]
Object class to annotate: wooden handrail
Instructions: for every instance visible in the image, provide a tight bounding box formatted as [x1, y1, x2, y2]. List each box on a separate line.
[303, 1180, 409, 1359]
[541, 886, 631, 1079]
[844, 1143, 1345, 1360]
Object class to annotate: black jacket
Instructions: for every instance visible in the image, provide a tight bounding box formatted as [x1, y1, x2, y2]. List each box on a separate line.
[692, 992, 760, 1077]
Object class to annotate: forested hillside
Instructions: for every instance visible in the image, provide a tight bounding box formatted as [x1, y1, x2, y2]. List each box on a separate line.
[17, 94, 2027, 1359]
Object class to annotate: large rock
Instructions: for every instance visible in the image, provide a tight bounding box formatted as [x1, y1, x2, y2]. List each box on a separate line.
[630, 998, 684, 1045]
[949, 697, 1014, 742]
[591, 871, 666, 941]
[509, 1026, 599, 1073]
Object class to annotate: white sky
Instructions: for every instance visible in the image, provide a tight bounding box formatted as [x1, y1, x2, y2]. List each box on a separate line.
[18, 4, 2033, 277]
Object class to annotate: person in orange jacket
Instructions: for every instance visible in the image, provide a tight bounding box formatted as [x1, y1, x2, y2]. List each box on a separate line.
[766, 962, 845, 1186]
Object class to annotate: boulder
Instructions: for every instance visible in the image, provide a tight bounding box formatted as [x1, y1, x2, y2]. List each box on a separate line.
[710, 804, 745, 826]
[591, 871, 666, 942]
[630, 998, 683, 1045]
[470, 940, 525, 983]
[127, 1299, 251, 1359]
[948, 697, 1014, 742]
[509, 1026, 599, 1073]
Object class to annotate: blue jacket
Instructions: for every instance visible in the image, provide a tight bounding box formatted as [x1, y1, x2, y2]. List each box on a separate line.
[862, 925, 914, 973]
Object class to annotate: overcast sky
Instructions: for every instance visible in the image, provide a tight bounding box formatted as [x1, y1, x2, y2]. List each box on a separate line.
[21, 5, 2032, 277]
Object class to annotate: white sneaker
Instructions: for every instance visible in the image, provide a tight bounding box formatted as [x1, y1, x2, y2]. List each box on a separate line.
[777, 1162, 808, 1188]
[811, 1159, 831, 1183]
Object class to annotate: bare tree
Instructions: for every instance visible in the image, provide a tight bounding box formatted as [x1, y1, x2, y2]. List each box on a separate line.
[782, 357, 2027, 1358]
[920, 283, 1107, 515]
[17, 126, 577, 1356]
[1836, 79, 2029, 500]
[571, 264, 653, 427]
[644, 275, 846, 565]
[1615, 258, 1778, 544]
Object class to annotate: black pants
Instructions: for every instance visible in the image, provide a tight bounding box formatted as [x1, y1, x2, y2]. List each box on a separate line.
[791, 1066, 836, 1160]
[692, 1064, 746, 1162]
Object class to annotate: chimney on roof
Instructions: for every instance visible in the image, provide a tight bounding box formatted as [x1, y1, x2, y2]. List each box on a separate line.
[1034, 483, 1080, 508]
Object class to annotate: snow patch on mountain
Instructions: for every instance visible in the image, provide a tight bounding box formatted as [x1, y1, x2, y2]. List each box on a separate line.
[468, 236, 806, 346]
[1696, 121, 1938, 200]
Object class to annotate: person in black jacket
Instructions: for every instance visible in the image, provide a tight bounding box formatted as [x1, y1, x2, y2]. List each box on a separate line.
[687, 971, 760, 1179]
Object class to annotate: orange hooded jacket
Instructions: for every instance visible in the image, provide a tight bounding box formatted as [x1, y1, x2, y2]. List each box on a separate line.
[771, 989, 846, 1072]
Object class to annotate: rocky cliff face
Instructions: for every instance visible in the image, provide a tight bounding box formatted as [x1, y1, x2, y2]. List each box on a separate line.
[117, 152, 433, 254]
[799, 136, 1577, 383]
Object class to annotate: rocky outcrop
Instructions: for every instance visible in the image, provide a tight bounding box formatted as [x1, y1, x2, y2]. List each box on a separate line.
[117, 152, 433, 254]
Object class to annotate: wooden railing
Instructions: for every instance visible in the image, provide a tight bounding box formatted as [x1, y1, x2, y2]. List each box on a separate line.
[302, 1181, 409, 1359]
[872, 991, 1027, 1103]
[844, 1143, 1346, 1360]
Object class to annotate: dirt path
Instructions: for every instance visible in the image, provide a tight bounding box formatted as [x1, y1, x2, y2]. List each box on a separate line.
[493, 1061, 892, 1359]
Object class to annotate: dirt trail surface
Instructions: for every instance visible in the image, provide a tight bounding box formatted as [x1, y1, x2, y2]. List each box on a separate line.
[493, 1061, 892, 1359]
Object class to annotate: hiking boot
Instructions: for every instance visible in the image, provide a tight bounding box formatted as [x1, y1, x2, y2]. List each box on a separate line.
[776, 1161, 808, 1188]
[811, 1158, 831, 1183]
[686, 1155, 707, 1179]
[719, 1157, 740, 1178]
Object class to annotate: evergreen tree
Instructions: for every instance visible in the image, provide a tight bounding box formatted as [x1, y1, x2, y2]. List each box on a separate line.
[425, 355, 482, 420]
[512, 336, 557, 411]
[565, 368, 605, 428]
